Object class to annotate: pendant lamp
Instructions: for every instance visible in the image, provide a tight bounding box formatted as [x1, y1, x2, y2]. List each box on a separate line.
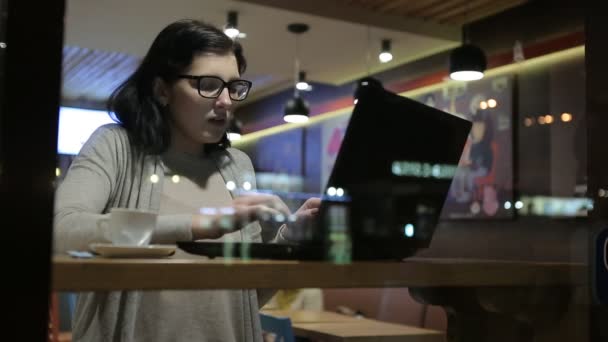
[284, 23, 310, 124]
[449, 24, 486, 81]
[224, 11, 240, 39]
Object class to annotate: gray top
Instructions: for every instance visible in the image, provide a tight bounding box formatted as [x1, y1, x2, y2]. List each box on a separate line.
[54, 124, 277, 342]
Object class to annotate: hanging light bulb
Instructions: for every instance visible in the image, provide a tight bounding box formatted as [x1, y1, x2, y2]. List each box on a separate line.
[227, 118, 242, 141]
[449, 24, 486, 81]
[296, 71, 310, 91]
[224, 11, 240, 39]
[449, 44, 486, 81]
[284, 23, 310, 124]
[378, 39, 393, 63]
[284, 96, 310, 123]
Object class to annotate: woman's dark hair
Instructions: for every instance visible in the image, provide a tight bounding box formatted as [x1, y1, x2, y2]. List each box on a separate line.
[108, 19, 247, 154]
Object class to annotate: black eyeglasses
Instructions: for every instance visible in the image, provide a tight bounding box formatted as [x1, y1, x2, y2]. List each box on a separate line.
[177, 75, 252, 101]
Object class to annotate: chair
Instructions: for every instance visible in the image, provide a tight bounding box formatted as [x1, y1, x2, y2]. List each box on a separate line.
[259, 313, 295, 342]
[49, 292, 76, 342]
[48, 293, 60, 342]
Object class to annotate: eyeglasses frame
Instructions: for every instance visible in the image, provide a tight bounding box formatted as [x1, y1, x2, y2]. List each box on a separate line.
[177, 75, 252, 101]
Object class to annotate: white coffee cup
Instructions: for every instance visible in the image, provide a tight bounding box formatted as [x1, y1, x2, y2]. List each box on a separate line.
[96, 208, 158, 246]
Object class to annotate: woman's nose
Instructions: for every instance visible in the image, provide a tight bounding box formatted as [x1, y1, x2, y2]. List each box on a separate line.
[215, 88, 232, 107]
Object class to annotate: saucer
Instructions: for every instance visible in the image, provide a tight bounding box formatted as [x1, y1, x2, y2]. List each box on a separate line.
[89, 243, 176, 258]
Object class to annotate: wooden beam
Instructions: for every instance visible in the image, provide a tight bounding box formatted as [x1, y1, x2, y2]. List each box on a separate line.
[413, 0, 471, 18]
[440, 0, 528, 24]
[235, 0, 461, 41]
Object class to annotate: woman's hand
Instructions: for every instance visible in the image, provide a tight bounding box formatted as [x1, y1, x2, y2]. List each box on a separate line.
[190, 193, 292, 240]
[294, 197, 321, 221]
[281, 197, 322, 241]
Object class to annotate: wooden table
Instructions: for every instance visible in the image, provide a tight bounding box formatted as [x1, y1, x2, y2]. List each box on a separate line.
[261, 309, 445, 341]
[53, 254, 585, 291]
[53, 254, 589, 342]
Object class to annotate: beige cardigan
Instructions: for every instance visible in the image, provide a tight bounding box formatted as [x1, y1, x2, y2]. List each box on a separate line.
[54, 124, 276, 342]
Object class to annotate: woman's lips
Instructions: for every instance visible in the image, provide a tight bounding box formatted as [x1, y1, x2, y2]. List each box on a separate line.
[208, 117, 227, 126]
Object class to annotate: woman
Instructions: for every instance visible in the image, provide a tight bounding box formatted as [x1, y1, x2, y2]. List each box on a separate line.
[54, 19, 320, 342]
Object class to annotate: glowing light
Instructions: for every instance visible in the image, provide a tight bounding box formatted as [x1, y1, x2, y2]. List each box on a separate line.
[219, 207, 236, 215]
[327, 187, 337, 196]
[226, 181, 236, 191]
[200, 207, 218, 215]
[227, 132, 242, 141]
[55, 168, 61, 177]
[243, 181, 252, 191]
[600, 189, 607, 198]
[404, 223, 415, 237]
[379, 52, 393, 63]
[274, 214, 285, 222]
[544, 115, 554, 124]
[504, 201, 512, 210]
[538, 116, 546, 125]
[150, 174, 159, 183]
[224, 27, 240, 39]
[392, 161, 457, 179]
[0, 42, 6, 48]
[231, 46, 584, 147]
[524, 117, 534, 127]
[283, 114, 309, 124]
[353, 98, 359, 105]
[470, 202, 481, 214]
[450, 70, 484, 81]
[296, 81, 309, 91]
[479, 101, 488, 110]
[336, 188, 344, 197]
[487, 99, 497, 108]
[171, 175, 180, 183]
[515, 201, 524, 209]
[561, 112, 573, 122]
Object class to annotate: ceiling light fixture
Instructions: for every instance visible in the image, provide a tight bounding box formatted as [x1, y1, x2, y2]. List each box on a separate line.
[449, 43, 486, 81]
[296, 71, 310, 91]
[224, 11, 240, 39]
[378, 39, 393, 63]
[284, 23, 310, 124]
[449, 6, 486, 81]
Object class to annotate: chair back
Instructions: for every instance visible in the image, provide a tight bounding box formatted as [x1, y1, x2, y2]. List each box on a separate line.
[48, 293, 60, 342]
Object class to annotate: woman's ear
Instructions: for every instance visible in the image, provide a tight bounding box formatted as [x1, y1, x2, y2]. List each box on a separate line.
[153, 77, 169, 106]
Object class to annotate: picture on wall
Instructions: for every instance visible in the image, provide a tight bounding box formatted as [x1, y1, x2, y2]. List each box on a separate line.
[414, 75, 514, 219]
[319, 75, 514, 219]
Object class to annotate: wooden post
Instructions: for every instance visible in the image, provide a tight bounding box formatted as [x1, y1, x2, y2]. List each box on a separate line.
[0, 1, 65, 340]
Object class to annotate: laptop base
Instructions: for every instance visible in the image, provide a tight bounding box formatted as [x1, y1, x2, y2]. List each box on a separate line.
[177, 241, 418, 261]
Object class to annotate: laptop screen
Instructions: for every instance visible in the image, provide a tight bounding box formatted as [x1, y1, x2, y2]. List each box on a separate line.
[312, 86, 471, 259]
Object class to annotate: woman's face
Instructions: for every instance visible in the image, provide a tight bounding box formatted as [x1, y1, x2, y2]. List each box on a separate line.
[161, 52, 240, 154]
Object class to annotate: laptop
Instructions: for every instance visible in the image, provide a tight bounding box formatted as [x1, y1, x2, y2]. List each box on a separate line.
[178, 85, 472, 260]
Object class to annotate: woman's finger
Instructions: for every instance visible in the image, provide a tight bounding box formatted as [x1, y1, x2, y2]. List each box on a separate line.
[233, 194, 291, 217]
[300, 197, 322, 211]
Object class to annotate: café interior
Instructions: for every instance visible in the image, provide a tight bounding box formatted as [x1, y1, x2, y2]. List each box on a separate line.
[1, 0, 606, 341]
